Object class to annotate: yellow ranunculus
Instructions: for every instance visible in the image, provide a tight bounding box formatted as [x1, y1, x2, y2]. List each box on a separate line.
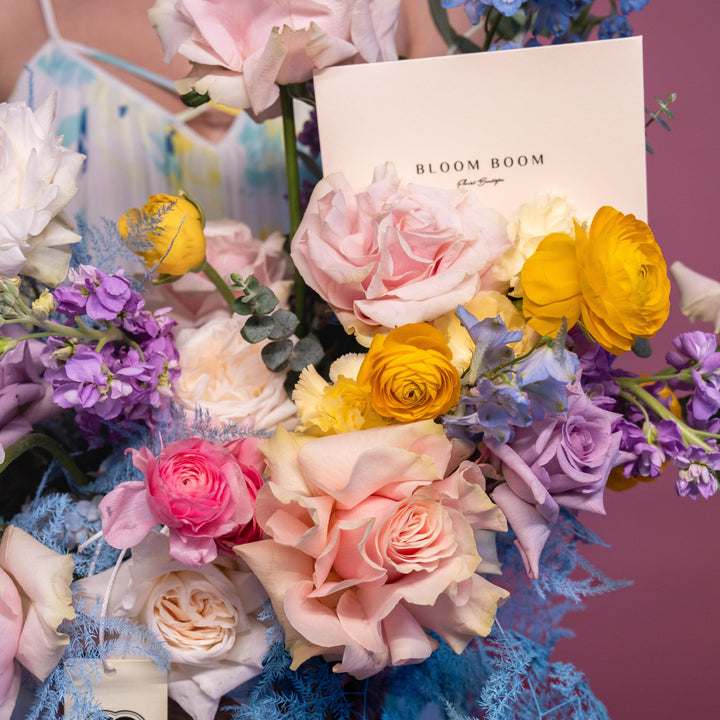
[520, 207, 670, 354]
[118, 193, 206, 276]
[577, 206, 670, 355]
[356, 323, 461, 422]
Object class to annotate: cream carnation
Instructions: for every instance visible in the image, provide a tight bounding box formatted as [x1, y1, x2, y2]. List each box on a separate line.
[493, 194, 576, 295]
[0, 94, 84, 286]
[174, 314, 297, 430]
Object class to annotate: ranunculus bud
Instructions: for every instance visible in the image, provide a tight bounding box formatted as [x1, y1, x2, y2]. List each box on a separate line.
[118, 193, 206, 276]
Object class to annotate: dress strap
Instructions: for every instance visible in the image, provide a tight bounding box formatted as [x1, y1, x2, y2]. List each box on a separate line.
[39, 0, 61, 40]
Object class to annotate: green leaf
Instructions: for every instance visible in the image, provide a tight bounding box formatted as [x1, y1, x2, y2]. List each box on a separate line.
[231, 297, 255, 316]
[427, 0, 482, 53]
[262, 339, 293, 372]
[269, 309, 299, 339]
[253, 286, 279, 315]
[289, 336, 325, 372]
[180, 90, 210, 108]
[242, 315, 274, 343]
[244, 275, 260, 292]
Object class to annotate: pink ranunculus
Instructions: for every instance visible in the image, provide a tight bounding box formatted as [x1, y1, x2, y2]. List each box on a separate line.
[0, 526, 75, 720]
[75, 531, 268, 720]
[100, 436, 265, 567]
[486, 382, 622, 579]
[143, 220, 292, 330]
[291, 163, 509, 345]
[235, 421, 509, 679]
[149, 0, 401, 115]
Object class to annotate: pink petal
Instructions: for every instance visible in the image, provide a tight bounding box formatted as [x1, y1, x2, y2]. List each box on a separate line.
[99, 481, 158, 549]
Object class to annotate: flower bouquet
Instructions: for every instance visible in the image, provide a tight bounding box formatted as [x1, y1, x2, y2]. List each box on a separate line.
[0, 1, 710, 719]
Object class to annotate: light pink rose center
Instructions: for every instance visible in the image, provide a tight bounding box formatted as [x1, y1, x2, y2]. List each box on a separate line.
[378, 497, 457, 575]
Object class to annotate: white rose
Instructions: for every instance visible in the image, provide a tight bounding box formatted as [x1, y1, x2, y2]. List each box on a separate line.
[175, 314, 297, 430]
[493, 194, 576, 295]
[0, 94, 84, 286]
[75, 531, 268, 720]
[670, 261, 720, 332]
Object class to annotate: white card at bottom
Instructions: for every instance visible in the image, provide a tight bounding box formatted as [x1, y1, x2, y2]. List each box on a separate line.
[64, 657, 168, 720]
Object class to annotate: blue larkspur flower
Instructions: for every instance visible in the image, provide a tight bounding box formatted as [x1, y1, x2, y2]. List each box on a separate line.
[620, 0, 650, 14]
[599, 14, 632, 39]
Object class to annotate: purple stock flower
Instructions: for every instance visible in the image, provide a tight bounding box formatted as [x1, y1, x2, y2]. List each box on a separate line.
[487, 381, 621, 578]
[666, 331, 720, 371]
[688, 367, 720, 421]
[0, 337, 58, 460]
[674, 446, 720, 500]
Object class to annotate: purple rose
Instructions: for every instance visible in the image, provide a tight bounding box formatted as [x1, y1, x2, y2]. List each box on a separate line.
[486, 382, 621, 578]
[0, 338, 58, 462]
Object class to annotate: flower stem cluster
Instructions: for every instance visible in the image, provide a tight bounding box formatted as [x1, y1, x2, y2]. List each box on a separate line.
[443, 309, 579, 444]
[22, 265, 181, 444]
[576, 330, 720, 499]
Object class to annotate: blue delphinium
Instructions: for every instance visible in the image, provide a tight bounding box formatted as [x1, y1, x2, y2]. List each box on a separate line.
[599, 14, 632, 39]
[620, 0, 650, 13]
[442, 0, 525, 24]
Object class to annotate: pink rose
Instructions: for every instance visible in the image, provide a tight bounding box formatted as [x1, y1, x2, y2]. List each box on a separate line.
[143, 220, 292, 330]
[0, 526, 75, 719]
[291, 164, 509, 345]
[235, 421, 508, 679]
[486, 382, 622, 579]
[100, 436, 266, 567]
[149, 0, 401, 115]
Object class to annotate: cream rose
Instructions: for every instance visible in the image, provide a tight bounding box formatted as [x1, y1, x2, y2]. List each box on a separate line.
[75, 531, 267, 720]
[174, 314, 297, 430]
[0, 526, 75, 720]
[0, 94, 84, 286]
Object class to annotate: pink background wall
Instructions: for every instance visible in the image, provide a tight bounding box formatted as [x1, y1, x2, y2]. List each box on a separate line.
[556, 2, 720, 718]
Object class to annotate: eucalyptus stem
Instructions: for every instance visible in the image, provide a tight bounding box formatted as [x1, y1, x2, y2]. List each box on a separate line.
[0, 433, 88, 486]
[202, 259, 236, 309]
[280, 84, 307, 337]
[482, 8, 502, 52]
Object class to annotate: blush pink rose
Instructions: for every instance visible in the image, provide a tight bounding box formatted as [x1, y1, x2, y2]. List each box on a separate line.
[291, 163, 509, 345]
[100, 436, 266, 567]
[143, 220, 292, 330]
[486, 382, 622, 579]
[149, 0, 401, 115]
[0, 526, 75, 720]
[235, 421, 509, 679]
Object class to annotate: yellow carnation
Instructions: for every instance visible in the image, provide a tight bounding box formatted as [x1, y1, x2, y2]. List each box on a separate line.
[118, 193, 206, 276]
[521, 207, 670, 354]
[356, 323, 461, 422]
[292, 358, 388, 436]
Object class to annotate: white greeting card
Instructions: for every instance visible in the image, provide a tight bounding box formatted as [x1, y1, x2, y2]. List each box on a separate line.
[65, 658, 168, 720]
[314, 37, 647, 221]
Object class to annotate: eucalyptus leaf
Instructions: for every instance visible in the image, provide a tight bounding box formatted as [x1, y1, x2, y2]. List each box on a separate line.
[242, 315, 274, 343]
[289, 336, 325, 372]
[253, 286, 279, 315]
[231, 297, 255, 316]
[269, 309, 299, 339]
[262, 339, 293, 372]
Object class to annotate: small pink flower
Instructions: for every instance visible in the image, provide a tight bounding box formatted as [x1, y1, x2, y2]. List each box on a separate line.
[291, 163, 509, 345]
[100, 437, 266, 567]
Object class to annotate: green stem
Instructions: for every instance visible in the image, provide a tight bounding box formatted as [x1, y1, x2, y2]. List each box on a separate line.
[280, 85, 306, 336]
[617, 377, 714, 451]
[481, 8, 502, 52]
[202, 260, 236, 309]
[0, 433, 88, 486]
